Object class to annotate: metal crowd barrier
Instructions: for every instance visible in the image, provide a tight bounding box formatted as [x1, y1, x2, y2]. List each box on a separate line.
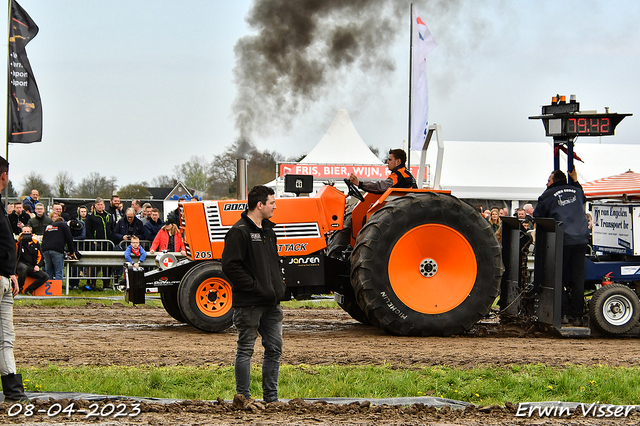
[73, 239, 115, 251]
[64, 251, 185, 295]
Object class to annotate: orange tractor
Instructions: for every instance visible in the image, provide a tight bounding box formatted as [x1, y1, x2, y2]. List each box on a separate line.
[126, 177, 503, 336]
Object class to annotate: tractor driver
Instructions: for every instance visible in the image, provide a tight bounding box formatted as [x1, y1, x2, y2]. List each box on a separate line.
[349, 148, 417, 194]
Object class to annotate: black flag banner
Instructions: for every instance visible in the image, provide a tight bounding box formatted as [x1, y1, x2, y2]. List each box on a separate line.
[8, 0, 42, 143]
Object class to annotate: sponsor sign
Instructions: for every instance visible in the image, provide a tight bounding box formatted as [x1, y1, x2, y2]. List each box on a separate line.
[278, 163, 428, 180]
[592, 204, 633, 254]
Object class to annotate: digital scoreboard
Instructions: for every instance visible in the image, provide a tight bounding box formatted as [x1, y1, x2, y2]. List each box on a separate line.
[530, 95, 631, 138]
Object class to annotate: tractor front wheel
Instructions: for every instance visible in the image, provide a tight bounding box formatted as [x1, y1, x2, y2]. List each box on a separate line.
[178, 262, 234, 332]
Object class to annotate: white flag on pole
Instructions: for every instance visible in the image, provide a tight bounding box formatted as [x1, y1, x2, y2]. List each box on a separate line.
[410, 5, 437, 151]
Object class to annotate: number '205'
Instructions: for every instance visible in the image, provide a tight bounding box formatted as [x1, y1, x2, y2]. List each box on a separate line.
[194, 251, 212, 259]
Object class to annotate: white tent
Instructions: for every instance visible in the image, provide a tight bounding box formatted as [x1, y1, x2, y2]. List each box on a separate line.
[270, 109, 383, 196]
[299, 109, 384, 165]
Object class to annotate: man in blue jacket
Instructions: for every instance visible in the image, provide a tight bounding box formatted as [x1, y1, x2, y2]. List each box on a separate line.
[221, 185, 286, 404]
[533, 167, 590, 326]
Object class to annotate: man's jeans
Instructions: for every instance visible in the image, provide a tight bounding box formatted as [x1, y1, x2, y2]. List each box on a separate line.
[0, 276, 16, 376]
[233, 304, 283, 402]
[43, 251, 64, 281]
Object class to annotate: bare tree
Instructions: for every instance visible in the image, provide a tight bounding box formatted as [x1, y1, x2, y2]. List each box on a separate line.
[7, 181, 17, 198]
[208, 144, 240, 199]
[247, 149, 282, 189]
[118, 182, 151, 199]
[53, 171, 75, 198]
[75, 172, 118, 199]
[21, 172, 52, 197]
[151, 175, 177, 188]
[173, 156, 210, 193]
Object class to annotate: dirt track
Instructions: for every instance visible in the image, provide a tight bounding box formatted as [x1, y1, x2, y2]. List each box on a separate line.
[5, 303, 640, 425]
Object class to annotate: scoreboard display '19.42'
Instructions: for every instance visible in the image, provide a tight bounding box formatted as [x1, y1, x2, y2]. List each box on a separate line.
[530, 95, 631, 138]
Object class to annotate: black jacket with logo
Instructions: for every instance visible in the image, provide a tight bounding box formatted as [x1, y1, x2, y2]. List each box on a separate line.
[533, 180, 590, 245]
[16, 237, 44, 268]
[222, 211, 286, 307]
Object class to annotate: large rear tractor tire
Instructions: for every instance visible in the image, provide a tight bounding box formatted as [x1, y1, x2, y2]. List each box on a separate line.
[326, 213, 370, 325]
[178, 262, 234, 332]
[160, 291, 187, 323]
[588, 283, 640, 335]
[351, 192, 503, 336]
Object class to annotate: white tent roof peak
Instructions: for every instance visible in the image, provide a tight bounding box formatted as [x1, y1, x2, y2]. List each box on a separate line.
[300, 109, 383, 165]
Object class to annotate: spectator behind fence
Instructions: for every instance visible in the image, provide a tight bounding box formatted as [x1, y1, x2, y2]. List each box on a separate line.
[489, 207, 502, 243]
[41, 216, 75, 281]
[22, 189, 39, 213]
[131, 199, 143, 219]
[51, 203, 70, 221]
[15, 227, 49, 295]
[143, 208, 163, 242]
[68, 217, 85, 240]
[85, 197, 113, 242]
[106, 194, 124, 223]
[27, 203, 53, 236]
[8, 201, 30, 236]
[77, 205, 88, 223]
[124, 236, 147, 267]
[112, 208, 145, 246]
[149, 218, 186, 256]
[140, 203, 153, 225]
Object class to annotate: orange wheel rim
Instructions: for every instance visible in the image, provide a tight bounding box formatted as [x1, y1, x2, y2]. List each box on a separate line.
[388, 224, 477, 314]
[196, 278, 233, 317]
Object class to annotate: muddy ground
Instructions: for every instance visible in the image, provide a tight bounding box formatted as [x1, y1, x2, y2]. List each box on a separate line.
[4, 303, 640, 425]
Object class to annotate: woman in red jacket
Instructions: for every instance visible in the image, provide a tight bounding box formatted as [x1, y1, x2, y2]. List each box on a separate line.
[149, 222, 186, 255]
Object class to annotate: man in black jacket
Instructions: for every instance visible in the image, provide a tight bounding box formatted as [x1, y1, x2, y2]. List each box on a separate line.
[0, 155, 29, 403]
[16, 227, 49, 295]
[85, 197, 113, 242]
[533, 167, 590, 326]
[41, 218, 75, 281]
[222, 185, 286, 403]
[8, 201, 30, 236]
[112, 208, 145, 246]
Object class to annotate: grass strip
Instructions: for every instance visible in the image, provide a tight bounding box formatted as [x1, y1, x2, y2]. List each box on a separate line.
[14, 295, 338, 309]
[19, 364, 640, 406]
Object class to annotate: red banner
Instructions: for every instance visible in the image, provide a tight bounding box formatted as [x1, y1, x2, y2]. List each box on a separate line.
[278, 163, 428, 180]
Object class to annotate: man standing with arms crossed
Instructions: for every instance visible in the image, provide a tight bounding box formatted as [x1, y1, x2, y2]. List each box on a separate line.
[222, 185, 286, 404]
[0, 156, 29, 403]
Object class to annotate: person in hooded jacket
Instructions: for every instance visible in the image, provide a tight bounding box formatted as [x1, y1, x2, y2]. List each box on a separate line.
[15, 227, 49, 295]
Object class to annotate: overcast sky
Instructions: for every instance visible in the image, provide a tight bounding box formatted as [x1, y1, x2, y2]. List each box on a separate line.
[5, 0, 640, 194]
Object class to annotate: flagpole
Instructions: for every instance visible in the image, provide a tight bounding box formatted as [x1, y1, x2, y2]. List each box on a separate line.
[3, 0, 10, 202]
[407, 3, 413, 168]
[5, 0, 10, 161]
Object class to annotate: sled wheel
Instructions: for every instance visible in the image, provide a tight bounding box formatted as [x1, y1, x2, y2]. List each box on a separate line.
[160, 291, 187, 323]
[351, 192, 502, 336]
[589, 283, 640, 335]
[326, 213, 370, 324]
[178, 262, 234, 332]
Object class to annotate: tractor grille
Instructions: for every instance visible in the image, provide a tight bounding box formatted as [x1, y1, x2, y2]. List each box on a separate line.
[273, 223, 321, 239]
[205, 203, 232, 241]
[203, 202, 321, 241]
